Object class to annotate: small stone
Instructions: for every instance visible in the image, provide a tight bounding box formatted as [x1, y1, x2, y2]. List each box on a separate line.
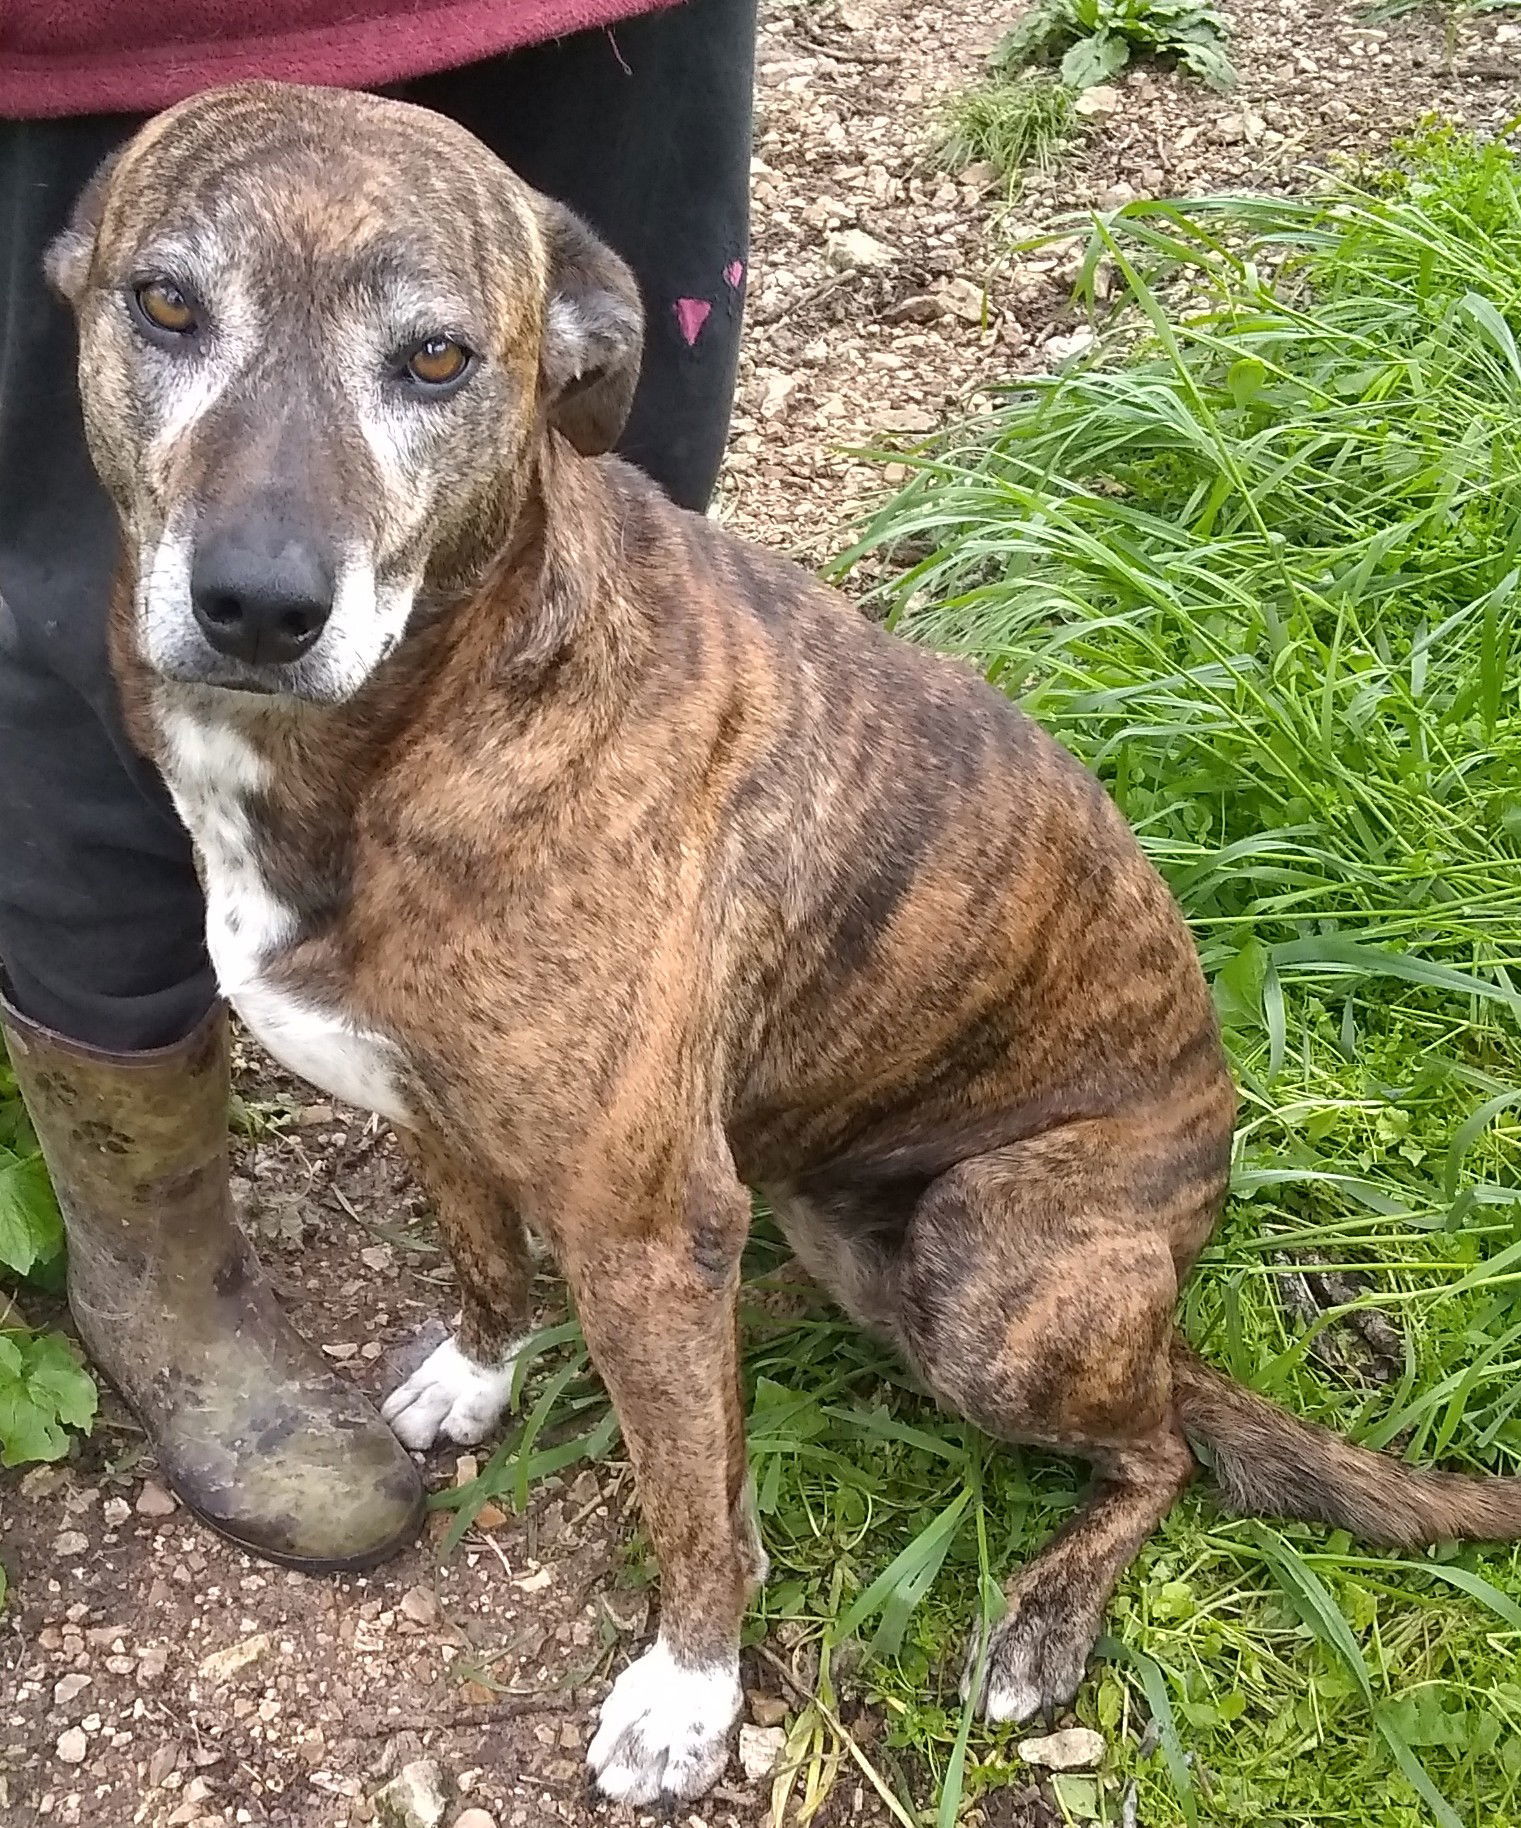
[197, 1633, 270, 1684]
[102, 1498, 131, 1527]
[373, 1758, 449, 1828]
[55, 1728, 88, 1766]
[739, 1724, 787, 1783]
[359, 1245, 393, 1271]
[1216, 112, 1262, 145]
[453, 1455, 479, 1488]
[747, 1691, 789, 1728]
[760, 372, 799, 417]
[322, 1343, 360, 1361]
[938, 277, 989, 325]
[825, 228, 895, 273]
[53, 1675, 91, 1706]
[52, 1531, 89, 1558]
[958, 160, 1001, 191]
[135, 1482, 178, 1518]
[1044, 326, 1098, 364]
[137, 1646, 169, 1682]
[399, 1585, 438, 1627]
[1073, 84, 1120, 118]
[1017, 1726, 1106, 1770]
[878, 405, 937, 434]
[21, 1465, 62, 1498]
[881, 293, 941, 324]
[452, 1813, 498, 1828]
[148, 1744, 179, 1786]
[105, 1655, 136, 1676]
[471, 1502, 507, 1532]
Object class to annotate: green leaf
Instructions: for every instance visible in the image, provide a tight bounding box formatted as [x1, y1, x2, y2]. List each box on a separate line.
[0, 1150, 63, 1279]
[1256, 1529, 1372, 1703]
[831, 1488, 972, 1643]
[21, 1334, 97, 1433]
[1051, 1775, 1102, 1821]
[1177, 39, 1237, 88]
[993, 4, 1069, 67]
[1269, 936, 1521, 1015]
[0, 1374, 69, 1467]
[1096, 1636, 1198, 1824]
[1060, 31, 1130, 88]
[1227, 356, 1268, 409]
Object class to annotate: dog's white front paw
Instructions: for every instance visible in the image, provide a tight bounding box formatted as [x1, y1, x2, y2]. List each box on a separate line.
[587, 1637, 741, 1805]
[379, 1335, 518, 1450]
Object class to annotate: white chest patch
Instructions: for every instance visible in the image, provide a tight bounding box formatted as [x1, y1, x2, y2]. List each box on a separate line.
[159, 706, 415, 1127]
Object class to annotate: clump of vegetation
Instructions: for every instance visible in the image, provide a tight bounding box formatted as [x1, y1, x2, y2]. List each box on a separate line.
[996, 0, 1237, 91]
[450, 125, 1521, 1826]
[938, 73, 1076, 184]
[0, 1049, 95, 1471]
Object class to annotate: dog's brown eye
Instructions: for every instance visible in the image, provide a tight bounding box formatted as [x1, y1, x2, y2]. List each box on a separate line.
[406, 336, 470, 388]
[135, 280, 197, 335]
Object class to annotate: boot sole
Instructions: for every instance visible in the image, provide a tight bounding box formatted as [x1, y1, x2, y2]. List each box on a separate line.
[174, 1481, 428, 1576]
[104, 1380, 428, 1574]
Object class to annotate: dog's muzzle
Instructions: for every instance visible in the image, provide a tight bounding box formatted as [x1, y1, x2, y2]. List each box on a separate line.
[190, 512, 336, 669]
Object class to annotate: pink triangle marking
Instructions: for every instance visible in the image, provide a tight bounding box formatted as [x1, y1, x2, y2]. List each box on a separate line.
[723, 260, 745, 289]
[673, 297, 712, 346]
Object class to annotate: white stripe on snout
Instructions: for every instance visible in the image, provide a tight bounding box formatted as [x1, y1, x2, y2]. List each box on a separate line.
[139, 513, 200, 679]
[297, 549, 420, 702]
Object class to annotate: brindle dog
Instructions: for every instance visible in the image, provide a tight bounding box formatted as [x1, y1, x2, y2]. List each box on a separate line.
[49, 81, 1521, 1807]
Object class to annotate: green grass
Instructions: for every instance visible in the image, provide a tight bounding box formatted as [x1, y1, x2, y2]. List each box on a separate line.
[447, 125, 1521, 1824]
[938, 75, 1077, 186]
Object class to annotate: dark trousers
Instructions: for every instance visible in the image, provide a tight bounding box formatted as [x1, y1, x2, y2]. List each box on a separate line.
[0, 0, 753, 1050]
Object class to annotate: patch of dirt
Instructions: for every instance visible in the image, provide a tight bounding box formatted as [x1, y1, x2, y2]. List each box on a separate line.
[720, 0, 1520, 565]
[3, 2, 1517, 1823]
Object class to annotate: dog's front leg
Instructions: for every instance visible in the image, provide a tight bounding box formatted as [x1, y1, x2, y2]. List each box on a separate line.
[568, 1159, 761, 1806]
[382, 1127, 534, 1450]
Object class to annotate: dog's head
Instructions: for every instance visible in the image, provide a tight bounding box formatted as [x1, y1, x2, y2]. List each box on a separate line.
[48, 82, 643, 703]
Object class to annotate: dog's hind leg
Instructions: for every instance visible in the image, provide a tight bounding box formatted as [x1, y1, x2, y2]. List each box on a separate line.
[381, 1127, 535, 1451]
[893, 1110, 1228, 1722]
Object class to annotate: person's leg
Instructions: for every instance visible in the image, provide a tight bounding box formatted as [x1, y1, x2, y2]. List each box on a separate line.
[0, 116, 423, 1567]
[0, 115, 215, 1049]
[401, 0, 756, 512]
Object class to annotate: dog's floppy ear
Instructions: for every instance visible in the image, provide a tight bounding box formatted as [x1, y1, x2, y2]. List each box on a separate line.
[44, 148, 124, 303]
[537, 198, 644, 457]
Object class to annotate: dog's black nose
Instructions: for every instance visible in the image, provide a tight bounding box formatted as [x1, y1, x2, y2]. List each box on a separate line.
[191, 524, 336, 668]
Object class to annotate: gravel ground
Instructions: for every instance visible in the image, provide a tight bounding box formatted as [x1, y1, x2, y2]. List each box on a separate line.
[2, 4, 1518, 1825]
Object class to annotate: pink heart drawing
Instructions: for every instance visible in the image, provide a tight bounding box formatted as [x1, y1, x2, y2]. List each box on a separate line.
[673, 297, 712, 346]
[723, 260, 745, 290]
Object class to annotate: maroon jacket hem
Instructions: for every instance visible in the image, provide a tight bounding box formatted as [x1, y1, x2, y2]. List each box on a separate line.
[0, 0, 678, 119]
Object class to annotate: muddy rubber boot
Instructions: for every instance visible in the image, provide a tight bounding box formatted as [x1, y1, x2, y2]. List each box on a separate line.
[1, 993, 423, 1570]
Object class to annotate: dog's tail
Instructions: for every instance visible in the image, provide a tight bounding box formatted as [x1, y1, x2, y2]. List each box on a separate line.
[1171, 1338, 1521, 1547]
